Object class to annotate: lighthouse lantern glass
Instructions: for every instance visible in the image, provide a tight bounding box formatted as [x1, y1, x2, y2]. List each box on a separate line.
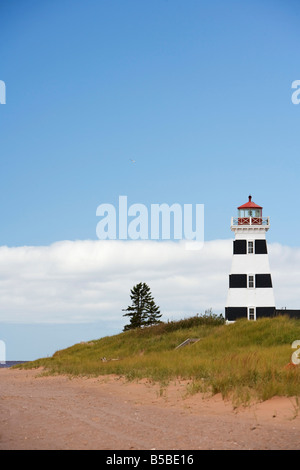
[238, 208, 262, 218]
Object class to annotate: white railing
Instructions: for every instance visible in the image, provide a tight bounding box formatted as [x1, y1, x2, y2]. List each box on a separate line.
[231, 217, 269, 226]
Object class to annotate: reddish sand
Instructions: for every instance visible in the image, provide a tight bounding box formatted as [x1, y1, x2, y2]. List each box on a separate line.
[0, 368, 299, 450]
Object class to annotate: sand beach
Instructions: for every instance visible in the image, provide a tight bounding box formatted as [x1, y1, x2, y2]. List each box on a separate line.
[0, 368, 299, 450]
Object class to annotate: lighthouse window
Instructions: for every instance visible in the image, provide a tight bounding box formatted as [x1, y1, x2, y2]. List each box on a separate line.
[248, 275, 255, 288]
[247, 241, 254, 254]
[248, 308, 256, 321]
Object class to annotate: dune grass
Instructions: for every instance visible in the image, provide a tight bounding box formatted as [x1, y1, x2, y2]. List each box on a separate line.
[17, 315, 300, 404]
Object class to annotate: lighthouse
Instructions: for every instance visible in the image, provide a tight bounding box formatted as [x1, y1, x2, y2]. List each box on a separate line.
[225, 196, 275, 322]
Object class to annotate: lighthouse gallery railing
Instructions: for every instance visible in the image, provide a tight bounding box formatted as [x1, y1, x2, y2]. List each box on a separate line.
[231, 217, 269, 226]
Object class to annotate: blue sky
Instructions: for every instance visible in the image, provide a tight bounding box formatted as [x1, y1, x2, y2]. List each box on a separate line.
[1, 0, 300, 359]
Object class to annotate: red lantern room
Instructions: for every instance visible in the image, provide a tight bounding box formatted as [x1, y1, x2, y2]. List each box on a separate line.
[237, 195, 263, 226]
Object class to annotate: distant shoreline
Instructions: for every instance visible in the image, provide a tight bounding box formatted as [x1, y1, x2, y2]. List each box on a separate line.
[0, 361, 28, 368]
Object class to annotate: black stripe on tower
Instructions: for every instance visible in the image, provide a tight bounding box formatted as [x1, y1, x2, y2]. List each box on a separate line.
[225, 307, 247, 320]
[229, 274, 247, 288]
[225, 307, 276, 321]
[255, 240, 268, 254]
[256, 274, 272, 288]
[233, 240, 267, 254]
[229, 274, 272, 288]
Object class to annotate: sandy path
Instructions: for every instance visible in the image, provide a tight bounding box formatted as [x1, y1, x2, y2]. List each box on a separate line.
[0, 368, 299, 450]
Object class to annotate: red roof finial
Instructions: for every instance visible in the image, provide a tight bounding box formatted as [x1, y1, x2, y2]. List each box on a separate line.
[248, 195, 252, 202]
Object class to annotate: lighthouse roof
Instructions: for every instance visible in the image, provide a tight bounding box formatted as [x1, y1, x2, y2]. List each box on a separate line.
[238, 195, 262, 210]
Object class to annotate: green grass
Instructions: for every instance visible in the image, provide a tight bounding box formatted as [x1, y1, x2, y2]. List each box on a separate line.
[17, 315, 300, 404]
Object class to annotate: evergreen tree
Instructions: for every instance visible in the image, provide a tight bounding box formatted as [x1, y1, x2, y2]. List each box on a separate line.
[122, 282, 161, 331]
[145, 299, 162, 326]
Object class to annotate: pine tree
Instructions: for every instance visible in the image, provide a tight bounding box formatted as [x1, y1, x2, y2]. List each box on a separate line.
[122, 282, 161, 331]
[143, 299, 162, 326]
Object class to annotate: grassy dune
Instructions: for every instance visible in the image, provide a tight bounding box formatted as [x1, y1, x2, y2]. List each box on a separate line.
[18, 315, 300, 404]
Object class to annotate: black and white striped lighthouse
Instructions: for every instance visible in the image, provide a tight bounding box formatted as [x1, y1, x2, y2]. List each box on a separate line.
[225, 196, 275, 322]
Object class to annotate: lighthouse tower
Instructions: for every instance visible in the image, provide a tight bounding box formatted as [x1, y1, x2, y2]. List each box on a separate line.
[225, 196, 275, 322]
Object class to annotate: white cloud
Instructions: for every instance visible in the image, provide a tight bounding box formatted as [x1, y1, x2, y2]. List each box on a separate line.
[269, 243, 300, 309]
[0, 239, 299, 328]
